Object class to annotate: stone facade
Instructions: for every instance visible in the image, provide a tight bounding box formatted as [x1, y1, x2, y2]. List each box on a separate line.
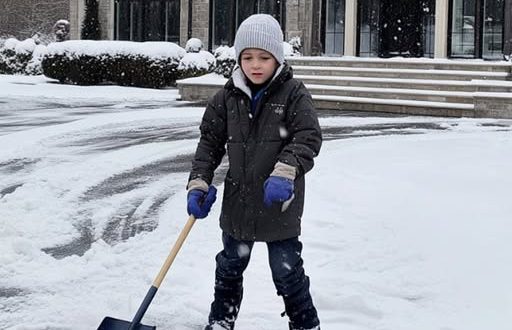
[97, 0, 114, 40]
[190, 0, 209, 48]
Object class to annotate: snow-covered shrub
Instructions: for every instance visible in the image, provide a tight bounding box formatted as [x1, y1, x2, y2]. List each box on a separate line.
[178, 50, 216, 78]
[0, 37, 45, 75]
[185, 38, 203, 53]
[284, 36, 302, 57]
[213, 45, 236, 78]
[42, 40, 186, 87]
[25, 45, 49, 75]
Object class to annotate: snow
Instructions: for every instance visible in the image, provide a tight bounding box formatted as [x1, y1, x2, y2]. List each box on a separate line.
[178, 51, 216, 71]
[177, 73, 226, 85]
[3, 38, 19, 51]
[311, 95, 474, 109]
[1, 74, 512, 330]
[292, 65, 510, 78]
[293, 75, 473, 87]
[213, 46, 236, 61]
[46, 40, 186, 60]
[14, 39, 37, 55]
[291, 56, 512, 67]
[305, 84, 473, 97]
[185, 38, 204, 53]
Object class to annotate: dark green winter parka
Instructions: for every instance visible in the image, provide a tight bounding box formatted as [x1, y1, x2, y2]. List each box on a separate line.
[189, 64, 322, 242]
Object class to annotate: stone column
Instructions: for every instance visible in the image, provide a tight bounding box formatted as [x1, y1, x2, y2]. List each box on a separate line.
[98, 0, 114, 40]
[69, 0, 84, 40]
[310, 0, 322, 55]
[344, 0, 358, 56]
[434, 0, 449, 58]
[299, 0, 314, 55]
[191, 0, 210, 49]
[180, 0, 190, 46]
[286, 0, 301, 41]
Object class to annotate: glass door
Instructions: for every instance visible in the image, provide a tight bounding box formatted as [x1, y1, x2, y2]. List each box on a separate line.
[450, 0, 477, 57]
[483, 0, 504, 59]
[450, 0, 505, 59]
[115, 0, 180, 42]
[358, 0, 381, 57]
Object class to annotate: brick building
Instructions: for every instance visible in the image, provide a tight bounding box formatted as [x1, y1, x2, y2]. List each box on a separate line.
[69, 0, 512, 59]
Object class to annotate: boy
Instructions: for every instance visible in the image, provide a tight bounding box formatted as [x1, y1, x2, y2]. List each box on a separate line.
[186, 14, 322, 330]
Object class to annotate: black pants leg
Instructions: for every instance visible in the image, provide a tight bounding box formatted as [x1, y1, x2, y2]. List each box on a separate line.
[267, 237, 320, 329]
[208, 232, 254, 328]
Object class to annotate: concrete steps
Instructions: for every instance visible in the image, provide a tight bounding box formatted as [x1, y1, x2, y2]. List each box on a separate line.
[312, 95, 474, 117]
[287, 57, 512, 72]
[177, 57, 512, 118]
[306, 84, 474, 104]
[292, 65, 510, 81]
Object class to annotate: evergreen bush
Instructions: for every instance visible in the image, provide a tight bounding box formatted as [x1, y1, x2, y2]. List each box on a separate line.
[213, 46, 236, 78]
[0, 37, 42, 75]
[42, 40, 186, 88]
[81, 0, 101, 40]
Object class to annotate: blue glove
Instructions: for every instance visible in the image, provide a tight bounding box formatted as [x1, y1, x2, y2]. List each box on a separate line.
[263, 176, 294, 207]
[187, 185, 217, 219]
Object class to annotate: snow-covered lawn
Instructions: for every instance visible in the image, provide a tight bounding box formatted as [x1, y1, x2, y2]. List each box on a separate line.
[0, 75, 511, 330]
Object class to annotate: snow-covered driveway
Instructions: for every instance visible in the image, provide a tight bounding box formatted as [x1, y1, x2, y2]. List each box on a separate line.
[1, 75, 511, 330]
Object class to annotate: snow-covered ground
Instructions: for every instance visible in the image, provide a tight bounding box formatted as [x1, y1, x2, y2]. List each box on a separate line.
[0, 75, 511, 330]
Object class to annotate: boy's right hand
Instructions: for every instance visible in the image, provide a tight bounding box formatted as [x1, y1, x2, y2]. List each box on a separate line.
[187, 185, 217, 219]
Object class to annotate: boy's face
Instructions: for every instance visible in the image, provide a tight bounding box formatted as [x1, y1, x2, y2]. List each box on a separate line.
[240, 48, 279, 85]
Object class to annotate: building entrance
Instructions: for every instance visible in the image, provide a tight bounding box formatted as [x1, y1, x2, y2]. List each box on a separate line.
[379, 0, 424, 57]
[358, 0, 435, 58]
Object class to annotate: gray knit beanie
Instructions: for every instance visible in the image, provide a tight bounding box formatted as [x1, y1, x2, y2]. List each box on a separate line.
[234, 14, 284, 64]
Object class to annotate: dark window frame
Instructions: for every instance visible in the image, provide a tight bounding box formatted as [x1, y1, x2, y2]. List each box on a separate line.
[448, 0, 506, 59]
[208, 0, 287, 51]
[114, 0, 181, 42]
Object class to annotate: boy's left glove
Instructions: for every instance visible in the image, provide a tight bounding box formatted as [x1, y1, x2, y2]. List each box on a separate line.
[263, 176, 294, 207]
[187, 185, 217, 219]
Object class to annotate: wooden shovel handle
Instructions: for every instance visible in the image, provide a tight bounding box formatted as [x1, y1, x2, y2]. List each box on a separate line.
[152, 215, 196, 288]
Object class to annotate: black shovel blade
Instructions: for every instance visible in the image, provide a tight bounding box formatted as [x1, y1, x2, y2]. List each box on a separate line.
[97, 317, 156, 330]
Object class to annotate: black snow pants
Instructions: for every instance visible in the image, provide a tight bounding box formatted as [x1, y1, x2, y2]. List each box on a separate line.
[208, 232, 320, 329]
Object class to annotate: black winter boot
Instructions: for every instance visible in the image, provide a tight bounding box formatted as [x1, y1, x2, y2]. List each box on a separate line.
[206, 276, 243, 329]
[282, 277, 320, 330]
[204, 320, 234, 330]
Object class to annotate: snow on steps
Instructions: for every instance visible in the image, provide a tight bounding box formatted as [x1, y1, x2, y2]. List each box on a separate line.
[287, 56, 512, 72]
[311, 95, 474, 117]
[295, 75, 512, 92]
[306, 84, 474, 104]
[177, 58, 512, 118]
[292, 65, 510, 81]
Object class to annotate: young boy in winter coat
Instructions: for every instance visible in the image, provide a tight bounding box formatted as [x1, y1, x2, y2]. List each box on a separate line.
[186, 14, 322, 330]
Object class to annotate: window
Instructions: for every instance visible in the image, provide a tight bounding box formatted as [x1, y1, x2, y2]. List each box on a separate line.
[483, 0, 504, 59]
[211, 0, 286, 49]
[325, 0, 345, 55]
[114, 0, 180, 42]
[450, 0, 505, 59]
[450, 0, 476, 57]
[358, 0, 380, 57]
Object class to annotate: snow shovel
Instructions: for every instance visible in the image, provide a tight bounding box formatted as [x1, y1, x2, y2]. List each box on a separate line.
[97, 215, 197, 330]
